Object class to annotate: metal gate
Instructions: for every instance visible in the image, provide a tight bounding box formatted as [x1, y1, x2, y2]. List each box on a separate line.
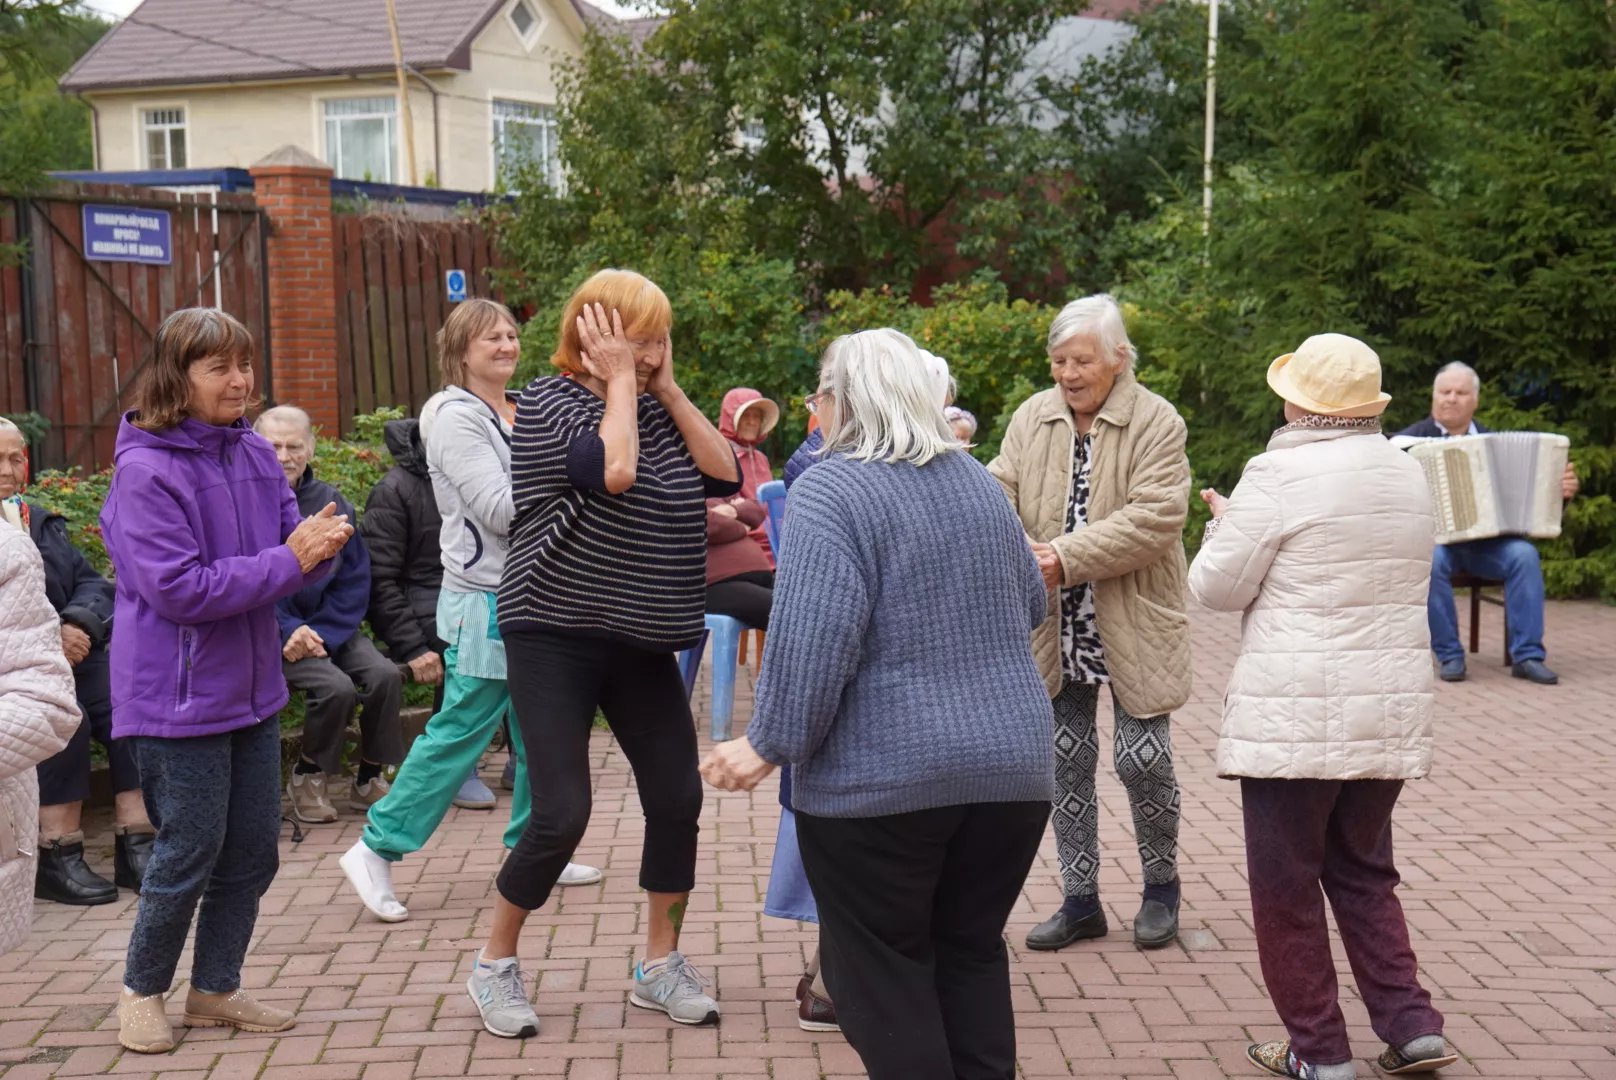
[0, 182, 270, 471]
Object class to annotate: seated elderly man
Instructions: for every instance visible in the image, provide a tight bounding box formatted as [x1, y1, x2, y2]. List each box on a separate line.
[1398, 361, 1579, 685]
[255, 406, 404, 823]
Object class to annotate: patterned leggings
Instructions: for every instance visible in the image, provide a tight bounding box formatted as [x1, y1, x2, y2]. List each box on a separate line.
[1052, 681, 1181, 899]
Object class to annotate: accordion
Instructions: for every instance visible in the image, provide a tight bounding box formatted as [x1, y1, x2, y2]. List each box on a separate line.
[1404, 432, 1569, 545]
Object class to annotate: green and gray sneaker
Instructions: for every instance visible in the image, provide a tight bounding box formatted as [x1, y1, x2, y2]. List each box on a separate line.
[466, 955, 540, 1038]
[630, 951, 719, 1025]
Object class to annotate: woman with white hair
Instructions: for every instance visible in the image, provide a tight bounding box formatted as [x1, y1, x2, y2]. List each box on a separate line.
[701, 328, 1053, 1080]
[989, 293, 1192, 953]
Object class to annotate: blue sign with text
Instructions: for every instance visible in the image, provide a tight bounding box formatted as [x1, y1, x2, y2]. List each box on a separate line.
[446, 269, 467, 302]
[82, 204, 172, 265]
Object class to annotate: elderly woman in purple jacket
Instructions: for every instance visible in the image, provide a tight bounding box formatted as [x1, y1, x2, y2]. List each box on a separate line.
[100, 309, 353, 1055]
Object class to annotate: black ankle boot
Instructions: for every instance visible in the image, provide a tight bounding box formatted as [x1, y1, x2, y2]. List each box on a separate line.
[114, 827, 155, 893]
[35, 832, 117, 905]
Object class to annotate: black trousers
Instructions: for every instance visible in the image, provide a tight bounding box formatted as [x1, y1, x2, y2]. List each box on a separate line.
[500, 628, 703, 911]
[37, 647, 139, 804]
[796, 800, 1050, 1080]
[706, 570, 775, 630]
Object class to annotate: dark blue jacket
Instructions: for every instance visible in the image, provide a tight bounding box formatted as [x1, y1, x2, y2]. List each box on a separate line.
[1397, 416, 1490, 439]
[782, 429, 823, 490]
[276, 467, 371, 650]
[27, 504, 115, 646]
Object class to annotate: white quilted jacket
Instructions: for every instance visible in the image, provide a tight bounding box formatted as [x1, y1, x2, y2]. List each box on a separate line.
[1187, 426, 1436, 781]
[0, 528, 81, 955]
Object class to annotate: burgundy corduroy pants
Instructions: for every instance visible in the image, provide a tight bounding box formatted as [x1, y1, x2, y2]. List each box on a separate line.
[1241, 778, 1445, 1065]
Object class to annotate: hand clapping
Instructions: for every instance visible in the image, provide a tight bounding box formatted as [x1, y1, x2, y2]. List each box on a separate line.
[286, 502, 353, 573]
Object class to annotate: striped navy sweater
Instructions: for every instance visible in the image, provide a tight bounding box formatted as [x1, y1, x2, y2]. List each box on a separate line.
[499, 375, 741, 651]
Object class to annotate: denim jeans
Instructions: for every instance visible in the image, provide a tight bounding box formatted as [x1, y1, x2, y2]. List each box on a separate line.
[1428, 537, 1546, 663]
[124, 717, 282, 996]
[1241, 778, 1444, 1065]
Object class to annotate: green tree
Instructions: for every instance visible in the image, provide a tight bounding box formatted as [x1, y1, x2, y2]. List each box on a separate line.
[0, 2, 104, 192]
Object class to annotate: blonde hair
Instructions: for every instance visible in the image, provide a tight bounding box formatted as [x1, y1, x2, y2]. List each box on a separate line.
[819, 329, 959, 467]
[437, 298, 518, 388]
[136, 308, 258, 432]
[551, 269, 672, 375]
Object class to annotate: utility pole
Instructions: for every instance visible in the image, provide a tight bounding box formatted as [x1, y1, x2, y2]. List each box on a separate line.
[1201, 0, 1220, 240]
[385, 0, 419, 186]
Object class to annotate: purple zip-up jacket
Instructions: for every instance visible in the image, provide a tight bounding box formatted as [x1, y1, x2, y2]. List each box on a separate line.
[101, 412, 333, 739]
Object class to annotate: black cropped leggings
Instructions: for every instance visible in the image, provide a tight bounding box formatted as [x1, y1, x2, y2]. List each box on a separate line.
[498, 628, 703, 910]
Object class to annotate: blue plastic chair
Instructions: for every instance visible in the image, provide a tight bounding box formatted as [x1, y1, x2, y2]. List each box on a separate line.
[676, 613, 746, 741]
[758, 479, 786, 555]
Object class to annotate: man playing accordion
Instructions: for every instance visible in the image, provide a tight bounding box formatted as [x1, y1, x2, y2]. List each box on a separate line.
[1399, 362, 1579, 685]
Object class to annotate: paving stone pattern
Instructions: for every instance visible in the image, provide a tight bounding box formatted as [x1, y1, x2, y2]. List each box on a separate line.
[3, 600, 1614, 1079]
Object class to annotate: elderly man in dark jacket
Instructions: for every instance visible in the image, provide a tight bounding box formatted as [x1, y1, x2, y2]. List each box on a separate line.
[0, 417, 151, 906]
[256, 407, 404, 825]
[359, 416, 499, 809]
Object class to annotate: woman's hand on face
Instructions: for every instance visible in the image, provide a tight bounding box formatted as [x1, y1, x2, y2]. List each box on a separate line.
[577, 303, 637, 387]
[699, 738, 776, 792]
[1200, 488, 1229, 519]
[646, 335, 677, 401]
[286, 503, 354, 573]
[1030, 540, 1062, 591]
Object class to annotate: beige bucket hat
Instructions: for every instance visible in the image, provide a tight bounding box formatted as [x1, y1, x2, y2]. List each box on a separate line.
[1266, 333, 1392, 418]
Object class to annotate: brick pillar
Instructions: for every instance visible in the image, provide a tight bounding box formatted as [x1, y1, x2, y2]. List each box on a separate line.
[249, 145, 341, 436]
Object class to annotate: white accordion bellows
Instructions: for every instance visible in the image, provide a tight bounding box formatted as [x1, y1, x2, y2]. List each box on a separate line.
[1405, 432, 1569, 544]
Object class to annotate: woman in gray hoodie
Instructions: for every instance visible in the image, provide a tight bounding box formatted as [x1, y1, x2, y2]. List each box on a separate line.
[340, 300, 598, 924]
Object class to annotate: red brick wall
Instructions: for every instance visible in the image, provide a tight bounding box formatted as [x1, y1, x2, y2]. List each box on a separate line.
[248, 163, 341, 436]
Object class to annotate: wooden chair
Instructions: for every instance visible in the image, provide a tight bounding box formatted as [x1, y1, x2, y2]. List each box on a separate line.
[1450, 571, 1510, 665]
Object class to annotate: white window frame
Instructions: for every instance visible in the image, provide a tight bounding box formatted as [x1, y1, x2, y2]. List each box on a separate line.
[139, 104, 189, 171]
[320, 95, 398, 184]
[505, 0, 545, 51]
[490, 95, 562, 192]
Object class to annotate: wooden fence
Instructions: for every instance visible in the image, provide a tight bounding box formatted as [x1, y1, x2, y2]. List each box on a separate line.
[1, 184, 269, 471]
[331, 213, 501, 437]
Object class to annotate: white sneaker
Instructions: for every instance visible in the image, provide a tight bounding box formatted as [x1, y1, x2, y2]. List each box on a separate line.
[339, 840, 409, 922]
[557, 862, 602, 887]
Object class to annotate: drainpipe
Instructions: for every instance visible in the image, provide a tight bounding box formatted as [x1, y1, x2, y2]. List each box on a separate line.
[73, 91, 101, 169]
[405, 65, 442, 185]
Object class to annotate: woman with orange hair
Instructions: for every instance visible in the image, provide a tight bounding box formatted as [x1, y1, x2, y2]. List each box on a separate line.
[462, 269, 740, 1039]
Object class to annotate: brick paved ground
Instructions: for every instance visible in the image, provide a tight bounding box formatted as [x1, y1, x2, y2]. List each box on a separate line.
[3, 599, 1614, 1080]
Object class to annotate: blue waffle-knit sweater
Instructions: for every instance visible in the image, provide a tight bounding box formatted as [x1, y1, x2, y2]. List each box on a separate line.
[745, 449, 1056, 818]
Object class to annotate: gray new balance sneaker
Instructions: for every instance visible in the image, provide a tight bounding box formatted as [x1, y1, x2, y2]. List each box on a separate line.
[630, 951, 719, 1025]
[466, 956, 540, 1038]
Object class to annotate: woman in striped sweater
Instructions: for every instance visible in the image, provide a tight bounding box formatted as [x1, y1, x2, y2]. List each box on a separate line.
[466, 269, 741, 1040]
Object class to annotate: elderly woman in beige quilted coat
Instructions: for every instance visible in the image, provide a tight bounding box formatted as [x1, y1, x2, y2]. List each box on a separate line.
[1189, 333, 1455, 1080]
[0, 526, 82, 956]
[989, 293, 1191, 954]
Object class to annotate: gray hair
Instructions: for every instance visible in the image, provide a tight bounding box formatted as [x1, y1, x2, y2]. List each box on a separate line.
[818, 328, 960, 467]
[1047, 293, 1137, 372]
[1434, 361, 1480, 395]
[919, 348, 955, 408]
[254, 405, 314, 443]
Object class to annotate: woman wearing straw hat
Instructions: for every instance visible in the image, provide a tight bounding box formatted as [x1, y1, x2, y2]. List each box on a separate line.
[1189, 333, 1457, 1078]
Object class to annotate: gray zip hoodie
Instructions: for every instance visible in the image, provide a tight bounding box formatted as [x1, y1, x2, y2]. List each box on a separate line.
[419, 384, 513, 594]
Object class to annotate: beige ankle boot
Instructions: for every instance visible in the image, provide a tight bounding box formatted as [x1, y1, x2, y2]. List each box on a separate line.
[118, 989, 175, 1053]
[182, 988, 296, 1033]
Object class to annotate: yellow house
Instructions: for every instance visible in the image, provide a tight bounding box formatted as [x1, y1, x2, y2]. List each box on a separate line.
[59, 0, 652, 192]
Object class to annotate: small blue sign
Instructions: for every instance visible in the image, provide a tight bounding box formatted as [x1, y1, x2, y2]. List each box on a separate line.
[82, 204, 172, 265]
[446, 269, 467, 302]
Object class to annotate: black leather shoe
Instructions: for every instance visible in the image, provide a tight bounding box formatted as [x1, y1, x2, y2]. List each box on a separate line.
[1438, 658, 1467, 682]
[114, 828, 155, 893]
[1133, 899, 1179, 949]
[1511, 659, 1559, 685]
[35, 832, 117, 906]
[1025, 907, 1108, 951]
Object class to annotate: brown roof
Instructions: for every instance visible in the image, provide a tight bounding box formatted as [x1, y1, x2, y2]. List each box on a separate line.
[61, 0, 606, 92]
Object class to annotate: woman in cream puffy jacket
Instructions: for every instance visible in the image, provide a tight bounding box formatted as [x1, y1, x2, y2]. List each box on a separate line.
[1189, 334, 1457, 1080]
[0, 527, 81, 955]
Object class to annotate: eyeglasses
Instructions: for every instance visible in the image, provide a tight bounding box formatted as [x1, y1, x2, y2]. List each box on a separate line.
[805, 390, 831, 416]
